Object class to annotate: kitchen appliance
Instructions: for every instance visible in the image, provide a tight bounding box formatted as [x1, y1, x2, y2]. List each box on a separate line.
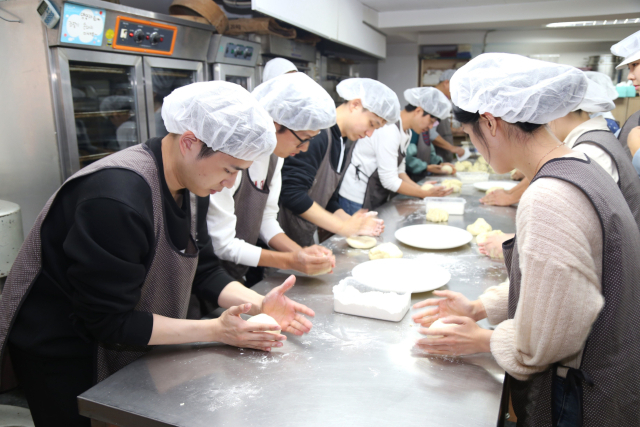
[207, 35, 261, 91]
[587, 54, 623, 82]
[45, 0, 214, 179]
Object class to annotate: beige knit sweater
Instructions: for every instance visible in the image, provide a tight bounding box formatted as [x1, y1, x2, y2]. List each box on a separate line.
[479, 160, 604, 381]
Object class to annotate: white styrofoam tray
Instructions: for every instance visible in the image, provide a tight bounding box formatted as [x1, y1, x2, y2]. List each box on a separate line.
[425, 197, 466, 215]
[333, 278, 411, 322]
[456, 172, 489, 183]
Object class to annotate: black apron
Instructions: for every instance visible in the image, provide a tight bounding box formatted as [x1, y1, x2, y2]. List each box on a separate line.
[222, 154, 279, 282]
[278, 129, 354, 247]
[618, 109, 639, 160]
[361, 145, 407, 210]
[0, 144, 199, 386]
[434, 118, 455, 163]
[574, 129, 640, 232]
[502, 155, 640, 427]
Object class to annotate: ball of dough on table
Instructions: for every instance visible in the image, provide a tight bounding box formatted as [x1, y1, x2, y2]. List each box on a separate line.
[346, 235, 377, 249]
[466, 218, 492, 236]
[441, 179, 462, 193]
[441, 165, 453, 175]
[426, 208, 449, 223]
[476, 229, 503, 244]
[308, 253, 333, 275]
[421, 183, 434, 191]
[476, 156, 488, 165]
[454, 161, 465, 172]
[485, 186, 503, 195]
[428, 318, 458, 338]
[247, 313, 281, 335]
[368, 242, 403, 260]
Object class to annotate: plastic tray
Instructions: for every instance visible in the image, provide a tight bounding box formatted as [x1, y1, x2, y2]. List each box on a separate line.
[425, 197, 466, 215]
[333, 278, 410, 322]
[456, 171, 489, 183]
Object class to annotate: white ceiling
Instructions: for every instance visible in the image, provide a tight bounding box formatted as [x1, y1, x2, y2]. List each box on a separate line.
[362, 0, 640, 44]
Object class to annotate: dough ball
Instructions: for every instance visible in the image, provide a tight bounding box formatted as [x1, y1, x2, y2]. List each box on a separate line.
[346, 235, 377, 249]
[454, 161, 465, 172]
[485, 186, 503, 195]
[309, 253, 332, 275]
[368, 242, 403, 260]
[476, 229, 503, 244]
[421, 183, 434, 191]
[428, 318, 457, 338]
[247, 313, 281, 335]
[466, 218, 492, 236]
[442, 179, 462, 193]
[470, 162, 488, 172]
[441, 165, 453, 175]
[476, 156, 488, 165]
[461, 161, 473, 170]
[426, 208, 449, 223]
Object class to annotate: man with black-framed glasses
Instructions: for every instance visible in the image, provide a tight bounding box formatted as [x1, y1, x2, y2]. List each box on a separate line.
[205, 72, 339, 291]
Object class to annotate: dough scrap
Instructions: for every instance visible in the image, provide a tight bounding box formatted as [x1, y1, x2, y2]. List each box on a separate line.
[485, 186, 503, 195]
[442, 179, 462, 193]
[466, 218, 492, 236]
[426, 208, 449, 223]
[441, 165, 453, 175]
[476, 229, 503, 244]
[346, 236, 377, 249]
[428, 318, 457, 338]
[421, 183, 434, 191]
[247, 313, 281, 335]
[368, 242, 403, 260]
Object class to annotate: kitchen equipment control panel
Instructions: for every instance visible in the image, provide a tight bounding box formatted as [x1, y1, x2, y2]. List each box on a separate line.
[112, 16, 176, 55]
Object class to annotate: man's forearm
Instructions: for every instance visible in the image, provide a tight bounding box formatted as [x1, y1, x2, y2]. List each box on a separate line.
[299, 202, 345, 234]
[148, 314, 215, 345]
[258, 248, 293, 270]
[268, 233, 301, 253]
[396, 173, 426, 198]
[217, 281, 264, 315]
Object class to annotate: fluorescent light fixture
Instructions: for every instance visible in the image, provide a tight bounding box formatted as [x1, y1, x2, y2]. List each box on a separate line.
[546, 18, 640, 28]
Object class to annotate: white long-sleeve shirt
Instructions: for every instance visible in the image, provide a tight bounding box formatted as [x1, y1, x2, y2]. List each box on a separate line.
[207, 154, 285, 267]
[339, 118, 411, 204]
[479, 154, 604, 381]
[565, 116, 619, 183]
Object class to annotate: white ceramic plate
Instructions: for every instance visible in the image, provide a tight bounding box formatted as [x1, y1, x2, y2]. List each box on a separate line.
[351, 258, 451, 293]
[473, 181, 518, 192]
[394, 224, 473, 250]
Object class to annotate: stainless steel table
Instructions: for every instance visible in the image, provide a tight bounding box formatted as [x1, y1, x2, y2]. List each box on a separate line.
[79, 180, 517, 427]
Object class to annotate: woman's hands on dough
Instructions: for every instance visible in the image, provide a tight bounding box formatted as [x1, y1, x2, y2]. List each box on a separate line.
[427, 163, 457, 175]
[480, 189, 517, 206]
[412, 290, 486, 326]
[214, 303, 286, 352]
[478, 233, 514, 259]
[415, 316, 493, 356]
[289, 245, 335, 275]
[339, 210, 385, 237]
[261, 275, 315, 336]
[422, 185, 454, 198]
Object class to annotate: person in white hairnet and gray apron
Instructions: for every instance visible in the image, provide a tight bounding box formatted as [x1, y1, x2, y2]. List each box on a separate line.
[278, 78, 398, 247]
[611, 30, 640, 177]
[338, 87, 455, 213]
[207, 72, 337, 288]
[262, 57, 297, 82]
[431, 69, 466, 163]
[412, 53, 640, 426]
[0, 82, 316, 427]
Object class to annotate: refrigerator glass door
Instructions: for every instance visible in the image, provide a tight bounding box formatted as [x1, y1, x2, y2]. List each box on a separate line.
[144, 57, 204, 139]
[212, 63, 256, 91]
[53, 48, 146, 178]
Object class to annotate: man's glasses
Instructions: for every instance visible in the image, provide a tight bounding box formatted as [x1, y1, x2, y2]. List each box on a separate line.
[286, 127, 312, 147]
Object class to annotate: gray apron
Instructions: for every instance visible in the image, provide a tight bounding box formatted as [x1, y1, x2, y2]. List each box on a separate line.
[361, 141, 406, 210]
[435, 118, 455, 163]
[416, 131, 432, 164]
[278, 129, 354, 247]
[0, 144, 199, 386]
[618, 109, 639, 159]
[222, 153, 279, 282]
[574, 129, 640, 232]
[502, 156, 640, 427]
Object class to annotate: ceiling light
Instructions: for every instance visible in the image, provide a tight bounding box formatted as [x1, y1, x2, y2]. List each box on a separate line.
[546, 18, 640, 28]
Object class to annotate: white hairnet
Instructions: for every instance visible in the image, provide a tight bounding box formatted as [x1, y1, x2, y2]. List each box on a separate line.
[404, 87, 451, 120]
[100, 95, 133, 118]
[575, 78, 615, 113]
[336, 78, 400, 124]
[611, 30, 640, 70]
[252, 72, 336, 131]
[450, 53, 587, 124]
[439, 69, 456, 82]
[263, 58, 298, 82]
[584, 71, 618, 100]
[162, 81, 276, 161]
